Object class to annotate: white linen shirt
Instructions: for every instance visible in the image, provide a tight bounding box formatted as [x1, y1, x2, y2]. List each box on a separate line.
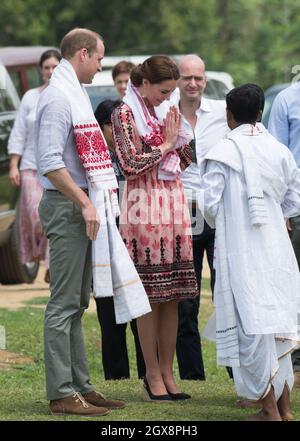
[7, 88, 41, 170]
[171, 95, 229, 234]
[172, 95, 229, 202]
[35, 85, 88, 190]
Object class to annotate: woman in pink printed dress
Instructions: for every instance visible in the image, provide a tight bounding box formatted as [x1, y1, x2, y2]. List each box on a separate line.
[8, 49, 62, 283]
[112, 56, 198, 401]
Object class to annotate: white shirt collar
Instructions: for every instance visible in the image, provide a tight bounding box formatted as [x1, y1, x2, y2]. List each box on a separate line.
[170, 89, 212, 115]
[178, 96, 212, 116]
[198, 97, 212, 113]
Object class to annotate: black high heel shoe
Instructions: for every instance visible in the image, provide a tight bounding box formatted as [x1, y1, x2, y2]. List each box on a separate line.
[142, 378, 173, 402]
[166, 390, 191, 400]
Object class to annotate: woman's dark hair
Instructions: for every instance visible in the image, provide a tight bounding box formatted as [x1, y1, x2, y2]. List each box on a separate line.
[94, 99, 121, 129]
[130, 55, 179, 87]
[39, 49, 62, 67]
[226, 83, 265, 124]
[112, 61, 135, 81]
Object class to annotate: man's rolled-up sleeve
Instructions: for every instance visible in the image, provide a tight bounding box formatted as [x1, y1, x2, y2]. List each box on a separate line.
[36, 96, 72, 176]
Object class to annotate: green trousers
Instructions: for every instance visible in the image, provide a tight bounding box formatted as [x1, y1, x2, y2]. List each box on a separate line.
[39, 190, 94, 400]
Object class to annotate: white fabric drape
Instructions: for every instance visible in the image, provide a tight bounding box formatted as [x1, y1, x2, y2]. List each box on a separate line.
[232, 306, 296, 401]
[198, 124, 300, 362]
[50, 59, 151, 323]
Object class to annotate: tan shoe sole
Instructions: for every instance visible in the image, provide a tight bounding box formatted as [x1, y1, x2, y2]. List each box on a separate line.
[49, 409, 109, 417]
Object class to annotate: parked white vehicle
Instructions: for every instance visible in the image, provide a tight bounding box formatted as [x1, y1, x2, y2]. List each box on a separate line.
[85, 55, 234, 110]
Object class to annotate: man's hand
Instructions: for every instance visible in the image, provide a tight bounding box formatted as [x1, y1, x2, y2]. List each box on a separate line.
[82, 202, 100, 241]
[45, 169, 101, 240]
[286, 218, 292, 232]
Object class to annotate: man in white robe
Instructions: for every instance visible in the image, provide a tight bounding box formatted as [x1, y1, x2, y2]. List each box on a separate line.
[195, 84, 300, 421]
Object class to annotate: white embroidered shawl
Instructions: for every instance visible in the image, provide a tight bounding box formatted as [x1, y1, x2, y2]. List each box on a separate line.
[50, 59, 151, 323]
[206, 123, 288, 228]
[123, 80, 189, 180]
[227, 124, 268, 227]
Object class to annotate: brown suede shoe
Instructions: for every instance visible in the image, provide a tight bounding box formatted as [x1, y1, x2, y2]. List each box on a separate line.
[49, 392, 109, 416]
[82, 390, 126, 409]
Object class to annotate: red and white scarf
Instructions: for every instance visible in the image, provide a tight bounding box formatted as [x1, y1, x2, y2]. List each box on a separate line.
[123, 80, 188, 181]
[50, 59, 118, 192]
[50, 60, 151, 323]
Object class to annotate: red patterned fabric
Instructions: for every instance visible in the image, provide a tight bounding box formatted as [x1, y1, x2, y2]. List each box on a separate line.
[19, 170, 49, 267]
[74, 123, 113, 174]
[112, 103, 198, 303]
[123, 80, 182, 180]
[50, 59, 118, 190]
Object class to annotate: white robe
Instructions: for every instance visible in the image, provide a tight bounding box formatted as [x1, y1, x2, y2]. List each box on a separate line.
[195, 123, 300, 399]
[201, 124, 300, 336]
[189, 124, 300, 368]
[232, 309, 295, 400]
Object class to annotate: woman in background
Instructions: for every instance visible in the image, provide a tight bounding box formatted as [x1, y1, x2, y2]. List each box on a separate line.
[8, 49, 62, 283]
[112, 60, 135, 99]
[94, 99, 146, 381]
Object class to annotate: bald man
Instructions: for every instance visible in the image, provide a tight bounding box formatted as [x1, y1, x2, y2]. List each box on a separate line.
[173, 55, 229, 380]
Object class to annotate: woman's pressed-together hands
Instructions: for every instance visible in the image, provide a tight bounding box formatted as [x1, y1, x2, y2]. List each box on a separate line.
[159, 106, 181, 156]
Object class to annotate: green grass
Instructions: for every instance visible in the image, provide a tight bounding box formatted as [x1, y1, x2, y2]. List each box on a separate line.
[25, 297, 49, 306]
[0, 278, 299, 421]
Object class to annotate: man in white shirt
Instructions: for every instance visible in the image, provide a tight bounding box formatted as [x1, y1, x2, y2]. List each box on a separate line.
[174, 55, 229, 380]
[197, 83, 300, 420]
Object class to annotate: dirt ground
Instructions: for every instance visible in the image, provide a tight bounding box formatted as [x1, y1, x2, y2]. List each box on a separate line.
[0, 258, 211, 367]
[0, 263, 96, 313]
[0, 349, 33, 369]
[0, 258, 211, 312]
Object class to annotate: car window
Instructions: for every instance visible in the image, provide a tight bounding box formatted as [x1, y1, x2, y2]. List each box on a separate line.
[27, 66, 42, 90]
[86, 85, 119, 111]
[204, 80, 217, 99]
[204, 79, 229, 100]
[0, 65, 20, 112]
[261, 92, 277, 127]
[0, 65, 19, 163]
[7, 70, 23, 98]
[261, 84, 289, 127]
[211, 79, 230, 99]
[86, 80, 230, 110]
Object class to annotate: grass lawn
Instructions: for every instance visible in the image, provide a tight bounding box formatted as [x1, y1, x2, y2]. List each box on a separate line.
[0, 278, 299, 421]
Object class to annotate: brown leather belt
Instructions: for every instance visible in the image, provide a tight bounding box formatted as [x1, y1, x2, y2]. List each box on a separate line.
[45, 188, 88, 194]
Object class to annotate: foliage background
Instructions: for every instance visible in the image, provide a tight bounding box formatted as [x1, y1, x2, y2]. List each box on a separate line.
[1, 0, 300, 88]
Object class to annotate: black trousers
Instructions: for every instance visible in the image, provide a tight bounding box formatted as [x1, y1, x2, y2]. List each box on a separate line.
[176, 221, 215, 380]
[95, 297, 146, 380]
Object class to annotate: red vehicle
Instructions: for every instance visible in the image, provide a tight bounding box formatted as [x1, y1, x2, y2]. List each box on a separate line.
[0, 46, 57, 98]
